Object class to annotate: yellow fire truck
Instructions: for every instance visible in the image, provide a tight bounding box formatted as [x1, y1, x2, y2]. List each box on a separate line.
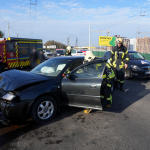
[0, 37, 43, 72]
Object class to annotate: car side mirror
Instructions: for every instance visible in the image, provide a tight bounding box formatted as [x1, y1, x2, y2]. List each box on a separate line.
[143, 55, 145, 59]
[66, 73, 71, 79]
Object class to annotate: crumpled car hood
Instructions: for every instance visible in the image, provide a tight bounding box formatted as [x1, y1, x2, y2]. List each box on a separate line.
[0, 70, 50, 91]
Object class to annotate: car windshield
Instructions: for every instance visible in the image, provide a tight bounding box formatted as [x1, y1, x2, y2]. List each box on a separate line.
[129, 52, 144, 60]
[57, 50, 64, 53]
[46, 50, 51, 53]
[31, 58, 69, 77]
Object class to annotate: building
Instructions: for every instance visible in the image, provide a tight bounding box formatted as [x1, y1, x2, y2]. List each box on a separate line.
[137, 37, 150, 53]
[129, 38, 137, 51]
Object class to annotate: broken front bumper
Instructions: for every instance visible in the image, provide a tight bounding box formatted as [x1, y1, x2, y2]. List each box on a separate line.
[0, 99, 32, 125]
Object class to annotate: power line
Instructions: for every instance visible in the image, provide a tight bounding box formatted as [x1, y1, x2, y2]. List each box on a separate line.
[32, 0, 37, 35]
[30, 0, 37, 36]
[0, 15, 8, 24]
[30, 0, 31, 36]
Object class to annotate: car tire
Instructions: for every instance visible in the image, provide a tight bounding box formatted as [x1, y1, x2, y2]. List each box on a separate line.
[30, 96, 57, 123]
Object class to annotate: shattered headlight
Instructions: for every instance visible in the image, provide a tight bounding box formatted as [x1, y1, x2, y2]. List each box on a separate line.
[131, 65, 142, 71]
[2, 93, 15, 101]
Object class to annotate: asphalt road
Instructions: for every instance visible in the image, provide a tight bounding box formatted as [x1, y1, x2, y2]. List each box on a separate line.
[0, 78, 150, 150]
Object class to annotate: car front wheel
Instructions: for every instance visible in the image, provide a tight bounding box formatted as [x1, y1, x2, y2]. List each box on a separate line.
[30, 96, 57, 123]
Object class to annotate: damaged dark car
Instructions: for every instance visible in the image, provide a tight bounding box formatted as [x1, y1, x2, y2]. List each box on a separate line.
[0, 56, 107, 125]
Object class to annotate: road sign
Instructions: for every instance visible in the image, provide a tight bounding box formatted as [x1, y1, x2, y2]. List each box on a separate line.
[99, 36, 116, 46]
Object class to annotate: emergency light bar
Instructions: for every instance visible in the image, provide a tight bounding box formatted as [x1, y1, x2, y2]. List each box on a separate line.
[6, 37, 42, 42]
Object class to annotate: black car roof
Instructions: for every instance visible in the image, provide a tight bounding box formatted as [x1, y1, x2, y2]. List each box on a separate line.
[51, 56, 84, 60]
[50, 56, 106, 61]
[50, 56, 105, 60]
[105, 50, 138, 53]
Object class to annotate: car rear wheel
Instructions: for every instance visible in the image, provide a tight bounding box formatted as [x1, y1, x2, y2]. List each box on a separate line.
[30, 96, 57, 123]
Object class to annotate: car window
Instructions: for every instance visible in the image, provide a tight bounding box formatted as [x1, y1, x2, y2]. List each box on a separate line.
[31, 59, 70, 77]
[77, 52, 83, 53]
[57, 51, 63, 53]
[108, 52, 110, 58]
[72, 62, 105, 78]
[103, 52, 108, 58]
[46, 50, 51, 52]
[7, 42, 16, 52]
[64, 59, 83, 74]
[128, 52, 144, 60]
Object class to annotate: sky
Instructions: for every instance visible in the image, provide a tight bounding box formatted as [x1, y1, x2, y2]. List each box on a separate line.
[0, 0, 150, 47]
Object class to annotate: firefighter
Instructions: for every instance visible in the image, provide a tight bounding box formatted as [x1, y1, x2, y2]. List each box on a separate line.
[100, 62, 115, 108]
[65, 46, 72, 56]
[110, 38, 129, 91]
[84, 55, 115, 113]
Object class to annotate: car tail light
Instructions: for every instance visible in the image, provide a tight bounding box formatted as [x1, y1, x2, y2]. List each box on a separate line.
[77, 53, 78, 55]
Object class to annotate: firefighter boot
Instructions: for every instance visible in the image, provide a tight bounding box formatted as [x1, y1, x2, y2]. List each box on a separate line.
[120, 83, 125, 91]
[106, 97, 112, 108]
[106, 104, 111, 108]
[84, 108, 92, 114]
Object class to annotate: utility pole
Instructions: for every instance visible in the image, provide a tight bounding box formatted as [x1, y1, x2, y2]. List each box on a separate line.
[107, 29, 110, 36]
[93, 29, 110, 36]
[89, 26, 91, 51]
[67, 37, 69, 46]
[93, 29, 110, 51]
[7, 23, 10, 37]
[17, 33, 18, 38]
[76, 37, 78, 47]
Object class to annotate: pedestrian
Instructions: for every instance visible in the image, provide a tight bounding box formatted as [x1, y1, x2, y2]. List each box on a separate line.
[39, 50, 45, 63]
[30, 48, 37, 69]
[110, 38, 129, 91]
[65, 46, 72, 56]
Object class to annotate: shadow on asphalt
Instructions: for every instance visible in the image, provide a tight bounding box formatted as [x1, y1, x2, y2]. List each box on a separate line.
[104, 78, 150, 113]
[0, 106, 83, 148]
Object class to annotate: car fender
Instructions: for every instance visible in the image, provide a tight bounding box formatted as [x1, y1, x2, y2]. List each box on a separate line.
[16, 80, 61, 115]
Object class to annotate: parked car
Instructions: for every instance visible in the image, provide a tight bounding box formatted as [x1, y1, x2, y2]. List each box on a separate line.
[102, 50, 150, 79]
[43, 51, 48, 60]
[71, 50, 85, 56]
[0, 56, 108, 125]
[80, 49, 87, 55]
[53, 50, 64, 56]
[44, 50, 52, 57]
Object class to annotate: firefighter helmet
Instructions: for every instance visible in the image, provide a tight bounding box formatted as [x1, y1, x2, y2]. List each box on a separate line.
[116, 38, 123, 44]
[66, 46, 71, 51]
[84, 51, 95, 62]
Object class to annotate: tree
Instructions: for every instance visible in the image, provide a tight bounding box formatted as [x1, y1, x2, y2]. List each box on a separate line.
[44, 40, 67, 49]
[0, 30, 4, 38]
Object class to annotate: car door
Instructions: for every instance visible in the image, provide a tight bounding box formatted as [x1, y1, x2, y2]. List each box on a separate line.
[61, 60, 105, 110]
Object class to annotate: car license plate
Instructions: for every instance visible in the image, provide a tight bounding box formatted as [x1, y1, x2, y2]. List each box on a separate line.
[145, 71, 150, 74]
